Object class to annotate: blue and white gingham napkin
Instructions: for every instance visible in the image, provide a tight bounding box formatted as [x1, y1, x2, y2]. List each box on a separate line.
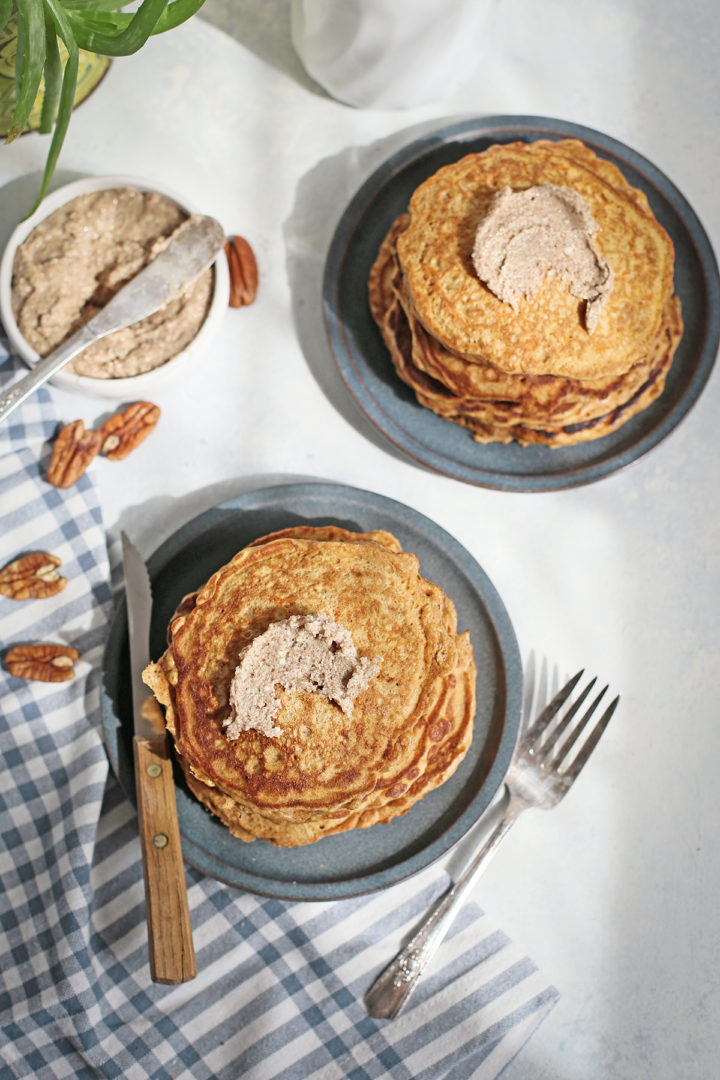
[0, 351, 559, 1080]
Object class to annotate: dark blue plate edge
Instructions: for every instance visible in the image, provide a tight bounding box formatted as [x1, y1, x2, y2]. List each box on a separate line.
[323, 114, 720, 492]
[101, 480, 523, 900]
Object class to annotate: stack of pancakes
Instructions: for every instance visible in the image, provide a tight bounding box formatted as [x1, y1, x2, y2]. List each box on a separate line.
[368, 138, 683, 447]
[142, 525, 476, 847]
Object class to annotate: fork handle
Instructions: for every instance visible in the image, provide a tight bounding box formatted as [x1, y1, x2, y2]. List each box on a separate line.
[365, 796, 525, 1020]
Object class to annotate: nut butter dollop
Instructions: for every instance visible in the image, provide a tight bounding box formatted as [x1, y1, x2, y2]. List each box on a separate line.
[224, 613, 382, 740]
[471, 183, 613, 332]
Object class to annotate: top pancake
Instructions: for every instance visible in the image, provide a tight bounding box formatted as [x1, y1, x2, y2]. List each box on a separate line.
[368, 211, 683, 446]
[144, 526, 475, 834]
[174, 625, 476, 847]
[395, 139, 677, 380]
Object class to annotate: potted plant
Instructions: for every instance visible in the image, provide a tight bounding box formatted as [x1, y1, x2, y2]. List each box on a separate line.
[1, 0, 206, 211]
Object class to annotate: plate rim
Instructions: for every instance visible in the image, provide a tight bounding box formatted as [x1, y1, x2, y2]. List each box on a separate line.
[102, 480, 523, 899]
[323, 113, 720, 492]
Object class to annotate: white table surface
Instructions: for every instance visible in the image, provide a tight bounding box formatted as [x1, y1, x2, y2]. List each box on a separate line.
[2, 1, 719, 1076]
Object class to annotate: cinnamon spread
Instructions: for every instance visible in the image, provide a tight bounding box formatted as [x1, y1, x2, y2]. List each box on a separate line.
[471, 184, 613, 332]
[224, 613, 382, 739]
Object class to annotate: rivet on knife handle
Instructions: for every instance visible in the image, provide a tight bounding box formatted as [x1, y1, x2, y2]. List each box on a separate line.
[133, 730, 196, 984]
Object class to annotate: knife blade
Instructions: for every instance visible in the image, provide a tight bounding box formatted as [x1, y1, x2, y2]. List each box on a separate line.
[121, 531, 197, 985]
[0, 213, 225, 425]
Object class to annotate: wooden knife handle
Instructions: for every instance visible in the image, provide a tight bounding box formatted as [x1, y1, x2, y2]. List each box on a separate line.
[133, 732, 197, 984]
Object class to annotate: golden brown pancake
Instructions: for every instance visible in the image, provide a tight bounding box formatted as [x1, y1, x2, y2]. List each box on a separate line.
[370, 229, 681, 446]
[175, 629, 475, 845]
[394, 139, 677, 380]
[143, 526, 476, 846]
[410, 350, 675, 447]
[367, 141, 683, 449]
[372, 215, 681, 426]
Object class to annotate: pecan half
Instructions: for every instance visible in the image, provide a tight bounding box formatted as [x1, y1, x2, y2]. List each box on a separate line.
[5, 643, 79, 682]
[224, 235, 259, 307]
[47, 420, 103, 488]
[100, 401, 161, 460]
[0, 552, 67, 601]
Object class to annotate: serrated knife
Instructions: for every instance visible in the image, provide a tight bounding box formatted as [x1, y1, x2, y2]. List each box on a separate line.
[121, 531, 196, 984]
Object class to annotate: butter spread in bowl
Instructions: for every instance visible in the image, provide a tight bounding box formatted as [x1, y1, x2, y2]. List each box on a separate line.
[0, 175, 229, 398]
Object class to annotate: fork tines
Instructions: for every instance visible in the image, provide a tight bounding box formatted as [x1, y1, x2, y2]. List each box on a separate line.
[562, 692, 619, 782]
[530, 670, 619, 778]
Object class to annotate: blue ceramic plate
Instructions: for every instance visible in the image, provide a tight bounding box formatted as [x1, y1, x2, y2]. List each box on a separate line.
[102, 482, 523, 899]
[323, 115, 720, 491]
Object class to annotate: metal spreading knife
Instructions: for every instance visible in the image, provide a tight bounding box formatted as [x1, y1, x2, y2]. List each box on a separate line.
[121, 531, 196, 985]
[0, 213, 225, 425]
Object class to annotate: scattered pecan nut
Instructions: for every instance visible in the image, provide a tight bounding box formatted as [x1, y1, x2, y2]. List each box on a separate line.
[224, 235, 259, 308]
[47, 420, 103, 488]
[0, 552, 67, 601]
[5, 643, 79, 682]
[100, 401, 161, 460]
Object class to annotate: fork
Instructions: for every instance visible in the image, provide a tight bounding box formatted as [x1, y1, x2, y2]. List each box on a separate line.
[364, 670, 619, 1019]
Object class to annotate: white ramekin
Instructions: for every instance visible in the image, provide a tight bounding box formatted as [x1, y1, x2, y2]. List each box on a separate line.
[0, 174, 229, 399]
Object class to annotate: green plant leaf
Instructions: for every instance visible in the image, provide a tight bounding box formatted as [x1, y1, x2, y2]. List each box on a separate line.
[0, 0, 14, 36]
[38, 13, 61, 134]
[7, 0, 46, 142]
[149, 0, 207, 33]
[13, 8, 26, 104]
[64, 11, 125, 32]
[67, 0, 206, 52]
[60, 1, 127, 9]
[28, 0, 79, 212]
[67, 0, 168, 56]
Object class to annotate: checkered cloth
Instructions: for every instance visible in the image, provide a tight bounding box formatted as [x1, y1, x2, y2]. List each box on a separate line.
[0, 351, 559, 1080]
